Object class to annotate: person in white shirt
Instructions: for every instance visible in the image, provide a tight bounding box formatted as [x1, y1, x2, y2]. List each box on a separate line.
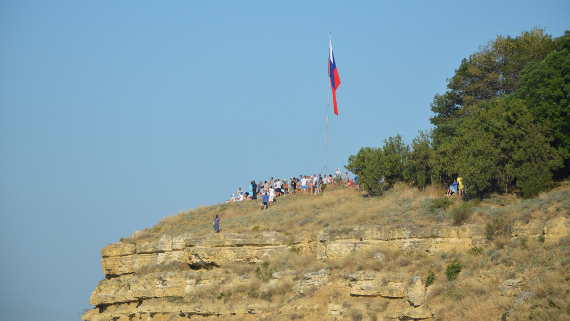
[312, 175, 319, 194]
[269, 188, 276, 204]
[301, 177, 307, 192]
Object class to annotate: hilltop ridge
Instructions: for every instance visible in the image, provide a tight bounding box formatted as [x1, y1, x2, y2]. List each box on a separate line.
[83, 183, 570, 321]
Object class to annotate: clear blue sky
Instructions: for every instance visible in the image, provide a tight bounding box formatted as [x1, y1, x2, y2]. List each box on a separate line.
[0, 1, 568, 320]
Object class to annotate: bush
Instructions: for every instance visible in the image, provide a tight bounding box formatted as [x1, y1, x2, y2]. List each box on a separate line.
[430, 198, 453, 211]
[446, 260, 462, 281]
[255, 262, 274, 282]
[350, 309, 363, 321]
[485, 215, 513, 240]
[346, 135, 409, 196]
[426, 271, 436, 287]
[469, 247, 483, 256]
[450, 203, 475, 226]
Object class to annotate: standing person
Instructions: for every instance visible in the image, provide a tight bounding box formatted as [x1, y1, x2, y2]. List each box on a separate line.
[447, 178, 458, 197]
[213, 215, 221, 233]
[261, 192, 269, 210]
[301, 176, 307, 192]
[263, 180, 269, 193]
[251, 180, 258, 200]
[312, 174, 319, 194]
[457, 176, 464, 198]
[269, 187, 276, 205]
[274, 179, 282, 196]
[283, 179, 289, 195]
[236, 187, 243, 201]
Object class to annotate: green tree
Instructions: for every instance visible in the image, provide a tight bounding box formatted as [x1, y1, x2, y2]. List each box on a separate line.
[381, 135, 410, 186]
[448, 97, 561, 197]
[346, 135, 410, 196]
[346, 147, 385, 196]
[347, 29, 568, 198]
[406, 131, 435, 188]
[516, 35, 570, 178]
[431, 29, 556, 146]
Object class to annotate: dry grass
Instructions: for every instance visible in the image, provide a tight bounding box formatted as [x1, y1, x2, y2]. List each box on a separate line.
[128, 183, 454, 242]
[128, 181, 568, 245]
[120, 181, 570, 321]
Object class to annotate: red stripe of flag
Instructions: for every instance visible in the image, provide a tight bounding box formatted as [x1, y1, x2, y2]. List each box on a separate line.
[328, 39, 341, 115]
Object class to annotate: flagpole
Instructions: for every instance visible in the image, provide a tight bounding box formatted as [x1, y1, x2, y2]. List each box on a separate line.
[325, 72, 330, 175]
[324, 33, 332, 176]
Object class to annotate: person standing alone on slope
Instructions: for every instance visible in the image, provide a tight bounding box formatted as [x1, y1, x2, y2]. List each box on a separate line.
[213, 215, 221, 233]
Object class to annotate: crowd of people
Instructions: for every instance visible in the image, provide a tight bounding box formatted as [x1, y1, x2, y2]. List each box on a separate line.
[214, 170, 464, 232]
[213, 170, 357, 232]
[226, 168, 357, 209]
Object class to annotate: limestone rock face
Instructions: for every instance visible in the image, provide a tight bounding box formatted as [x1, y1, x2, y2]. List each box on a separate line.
[318, 224, 487, 260]
[85, 225, 453, 321]
[349, 275, 406, 298]
[348, 271, 428, 305]
[90, 271, 223, 305]
[101, 242, 136, 257]
[500, 278, 525, 296]
[406, 276, 426, 307]
[85, 213, 570, 321]
[294, 268, 330, 294]
[100, 232, 293, 277]
[403, 305, 434, 320]
[511, 220, 543, 239]
[544, 216, 570, 245]
[328, 303, 344, 318]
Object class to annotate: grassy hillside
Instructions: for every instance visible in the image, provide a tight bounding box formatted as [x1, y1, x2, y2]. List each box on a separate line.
[128, 182, 569, 243]
[117, 182, 570, 321]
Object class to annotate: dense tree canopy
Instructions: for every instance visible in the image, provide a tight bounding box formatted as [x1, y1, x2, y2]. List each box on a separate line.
[516, 33, 570, 176]
[442, 97, 561, 197]
[430, 29, 556, 144]
[347, 29, 569, 198]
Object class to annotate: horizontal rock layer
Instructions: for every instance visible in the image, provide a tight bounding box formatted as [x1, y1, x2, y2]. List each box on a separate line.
[85, 216, 569, 321]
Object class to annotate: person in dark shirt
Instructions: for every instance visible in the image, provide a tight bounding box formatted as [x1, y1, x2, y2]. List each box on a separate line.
[251, 180, 257, 200]
[213, 215, 221, 233]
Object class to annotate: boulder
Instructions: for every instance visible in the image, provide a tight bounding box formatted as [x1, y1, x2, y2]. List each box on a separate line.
[544, 216, 570, 245]
[348, 272, 406, 298]
[406, 276, 426, 307]
[294, 269, 329, 294]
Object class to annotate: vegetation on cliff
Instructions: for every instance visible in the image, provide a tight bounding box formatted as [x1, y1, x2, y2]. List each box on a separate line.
[347, 29, 570, 198]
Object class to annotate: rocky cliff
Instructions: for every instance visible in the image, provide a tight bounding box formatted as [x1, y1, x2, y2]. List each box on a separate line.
[83, 216, 569, 321]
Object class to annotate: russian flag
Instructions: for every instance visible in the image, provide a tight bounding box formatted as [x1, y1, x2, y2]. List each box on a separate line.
[328, 39, 341, 115]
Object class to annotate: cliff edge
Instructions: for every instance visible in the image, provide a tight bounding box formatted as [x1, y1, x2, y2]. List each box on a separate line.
[83, 184, 570, 321]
